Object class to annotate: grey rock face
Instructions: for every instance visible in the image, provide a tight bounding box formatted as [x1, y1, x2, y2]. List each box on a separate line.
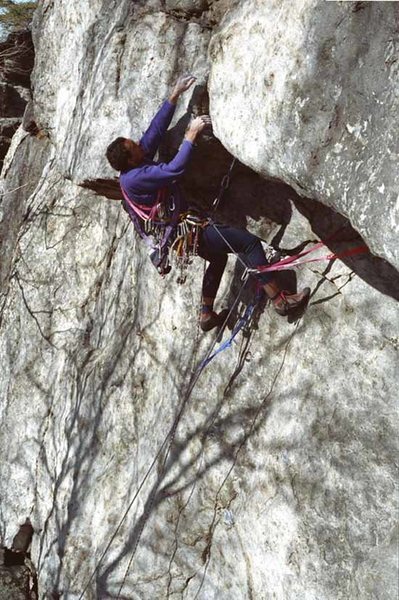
[0, 1, 398, 599]
[209, 1, 399, 269]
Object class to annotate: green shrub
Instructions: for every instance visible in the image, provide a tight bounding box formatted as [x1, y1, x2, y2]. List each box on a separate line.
[0, 1, 37, 33]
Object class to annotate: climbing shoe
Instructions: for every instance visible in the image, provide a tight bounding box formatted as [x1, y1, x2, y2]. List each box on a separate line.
[200, 308, 230, 332]
[273, 287, 311, 316]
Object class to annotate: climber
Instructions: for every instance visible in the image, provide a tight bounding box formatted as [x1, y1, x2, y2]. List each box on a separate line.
[106, 74, 310, 331]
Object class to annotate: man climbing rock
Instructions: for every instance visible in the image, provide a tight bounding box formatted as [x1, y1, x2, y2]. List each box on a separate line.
[106, 75, 310, 331]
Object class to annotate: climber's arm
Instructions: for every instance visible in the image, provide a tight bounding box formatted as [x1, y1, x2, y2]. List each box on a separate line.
[139, 75, 197, 160]
[124, 140, 194, 192]
[139, 101, 176, 161]
[125, 115, 210, 194]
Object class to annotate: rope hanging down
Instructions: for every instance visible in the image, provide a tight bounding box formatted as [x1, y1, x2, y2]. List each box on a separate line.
[78, 276, 249, 599]
[114, 276, 249, 598]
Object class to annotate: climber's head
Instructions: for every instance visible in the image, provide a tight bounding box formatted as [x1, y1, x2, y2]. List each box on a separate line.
[106, 137, 145, 172]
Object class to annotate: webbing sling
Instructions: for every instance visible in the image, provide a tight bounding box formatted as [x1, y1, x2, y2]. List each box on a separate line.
[253, 242, 368, 274]
[120, 182, 181, 260]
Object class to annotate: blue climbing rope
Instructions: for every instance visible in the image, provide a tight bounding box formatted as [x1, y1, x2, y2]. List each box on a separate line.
[200, 300, 258, 369]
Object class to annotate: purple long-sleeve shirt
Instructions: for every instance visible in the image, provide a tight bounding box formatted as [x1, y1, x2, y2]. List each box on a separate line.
[119, 100, 193, 212]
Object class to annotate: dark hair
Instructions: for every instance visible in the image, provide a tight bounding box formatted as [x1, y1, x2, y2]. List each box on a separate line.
[106, 137, 131, 172]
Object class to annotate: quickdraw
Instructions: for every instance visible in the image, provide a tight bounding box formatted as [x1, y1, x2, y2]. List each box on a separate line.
[212, 157, 237, 212]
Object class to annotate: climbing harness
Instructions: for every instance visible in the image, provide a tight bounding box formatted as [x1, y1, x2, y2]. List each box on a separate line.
[120, 156, 238, 279]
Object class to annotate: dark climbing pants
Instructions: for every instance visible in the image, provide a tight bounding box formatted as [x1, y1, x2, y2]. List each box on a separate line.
[198, 223, 273, 299]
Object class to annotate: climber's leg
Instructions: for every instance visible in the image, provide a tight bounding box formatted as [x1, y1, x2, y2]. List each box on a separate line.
[200, 224, 310, 317]
[201, 224, 270, 272]
[197, 248, 229, 331]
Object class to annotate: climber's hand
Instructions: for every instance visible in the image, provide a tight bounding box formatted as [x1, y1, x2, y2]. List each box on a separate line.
[169, 74, 196, 103]
[185, 115, 212, 142]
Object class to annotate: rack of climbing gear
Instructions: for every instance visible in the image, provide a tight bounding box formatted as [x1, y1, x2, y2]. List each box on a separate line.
[170, 212, 209, 284]
[120, 156, 238, 280]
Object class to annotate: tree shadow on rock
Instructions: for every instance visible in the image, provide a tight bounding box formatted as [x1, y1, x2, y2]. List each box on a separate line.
[95, 362, 278, 599]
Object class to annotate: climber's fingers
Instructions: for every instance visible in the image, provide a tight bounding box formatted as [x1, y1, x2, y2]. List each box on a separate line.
[198, 114, 211, 123]
[188, 115, 212, 134]
[175, 74, 197, 93]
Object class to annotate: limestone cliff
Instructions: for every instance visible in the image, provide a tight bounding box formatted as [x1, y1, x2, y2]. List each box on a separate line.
[0, 1, 398, 599]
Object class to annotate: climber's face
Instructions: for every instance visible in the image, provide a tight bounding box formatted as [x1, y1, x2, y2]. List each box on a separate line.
[123, 138, 145, 167]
